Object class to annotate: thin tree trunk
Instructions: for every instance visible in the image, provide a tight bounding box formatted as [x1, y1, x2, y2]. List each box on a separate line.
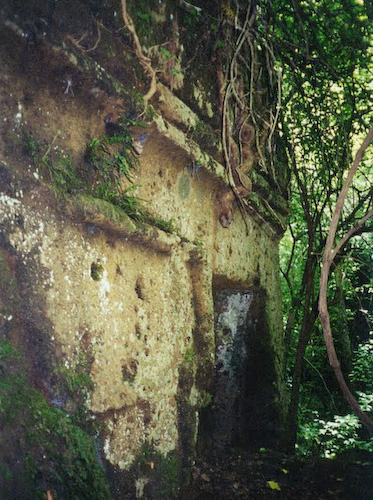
[285, 257, 318, 449]
[334, 265, 352, 374]
[319, 127, 373, 430]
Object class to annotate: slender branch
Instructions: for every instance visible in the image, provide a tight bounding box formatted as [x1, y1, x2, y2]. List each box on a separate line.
[280, 267, 293, 297]
[179, 0, 202, 14]
[285, 223, 297, 277]
[333, 209, 373, 259]
[86, 20, 102, 53]
[325, 128, 373, 254]
[318, 127, 373, 431]
[343, 185, 373, 226]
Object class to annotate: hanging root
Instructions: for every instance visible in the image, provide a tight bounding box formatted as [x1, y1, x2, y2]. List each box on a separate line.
[120, 0, 157, 102]
[216, 2, 283, 232]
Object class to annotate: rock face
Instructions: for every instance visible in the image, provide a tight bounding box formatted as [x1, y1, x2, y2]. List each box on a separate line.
[0, 1, 289, 498]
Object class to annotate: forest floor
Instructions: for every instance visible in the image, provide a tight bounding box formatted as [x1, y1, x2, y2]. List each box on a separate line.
[182, 448, 372, 499]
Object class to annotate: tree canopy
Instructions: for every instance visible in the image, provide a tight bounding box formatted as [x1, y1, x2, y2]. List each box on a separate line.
[269, 0, 372, 452]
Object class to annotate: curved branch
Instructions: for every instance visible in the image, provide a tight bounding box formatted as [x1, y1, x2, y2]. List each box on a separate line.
[318, 127, 373, 431]
[333, 209, 373, 259]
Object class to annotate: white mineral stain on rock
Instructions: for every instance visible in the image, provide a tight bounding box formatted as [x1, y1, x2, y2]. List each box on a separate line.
[215, 292, 253, 374]
[135, 477, 149, 499]
[98, 267, 111, 309]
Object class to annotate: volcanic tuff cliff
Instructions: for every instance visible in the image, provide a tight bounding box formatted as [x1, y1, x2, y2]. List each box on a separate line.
[0, 1, 289, 498]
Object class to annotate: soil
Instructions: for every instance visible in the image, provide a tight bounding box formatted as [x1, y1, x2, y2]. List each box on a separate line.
[182, 448, 373, 499]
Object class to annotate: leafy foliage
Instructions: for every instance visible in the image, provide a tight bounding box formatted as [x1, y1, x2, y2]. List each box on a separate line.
[298, 398, 373, 459]
[85, 131, 138, 186]
[297, 333, 372, 459]
[270, 0, 372, 450]
[350, 340, 373, 393]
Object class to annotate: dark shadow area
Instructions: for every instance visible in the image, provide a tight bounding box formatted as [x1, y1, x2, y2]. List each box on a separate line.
[198, 289, 280, 454]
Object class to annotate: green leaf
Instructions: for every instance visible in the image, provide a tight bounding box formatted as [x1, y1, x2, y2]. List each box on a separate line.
[160, 47, 172, 59]
[267, 480, 281, 491]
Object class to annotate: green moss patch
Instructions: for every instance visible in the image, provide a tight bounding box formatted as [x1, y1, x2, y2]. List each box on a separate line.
[70, 194, 138, 232]
[0, 344, 112, 500]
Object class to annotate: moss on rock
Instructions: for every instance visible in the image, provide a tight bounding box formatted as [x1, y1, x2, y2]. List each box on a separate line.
[0, 343, 112, 500]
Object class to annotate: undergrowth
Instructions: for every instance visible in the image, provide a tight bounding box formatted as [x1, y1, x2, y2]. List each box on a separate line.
[24, 121, 177, 233]
[85, 131, 138, 185]
[297, 339, 373, 459]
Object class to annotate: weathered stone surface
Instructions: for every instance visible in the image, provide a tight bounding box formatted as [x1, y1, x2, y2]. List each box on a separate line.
[0, 1, 289, 497]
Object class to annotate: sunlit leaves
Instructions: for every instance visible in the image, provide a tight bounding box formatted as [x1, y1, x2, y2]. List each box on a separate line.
[267, 480, 281, 491]
[298, 407, 373, 458]
[274, 0, 372, 452]
[350, 340, 373, 392]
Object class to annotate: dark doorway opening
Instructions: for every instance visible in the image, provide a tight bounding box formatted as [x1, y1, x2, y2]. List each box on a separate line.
[198, 289, 279, 453]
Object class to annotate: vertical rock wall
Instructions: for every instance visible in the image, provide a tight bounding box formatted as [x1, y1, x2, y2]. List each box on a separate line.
[0, 1, 289, 498]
